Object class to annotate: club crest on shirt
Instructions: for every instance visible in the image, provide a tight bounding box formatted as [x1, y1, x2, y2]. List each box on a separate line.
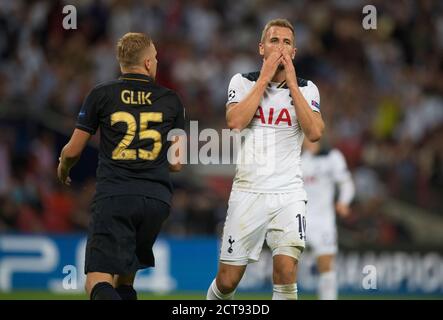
[228, 236, 235, 253]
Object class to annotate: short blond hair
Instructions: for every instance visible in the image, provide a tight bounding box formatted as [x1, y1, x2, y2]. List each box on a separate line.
[260, 18, 295, 43]
[117, 32, 152, 68]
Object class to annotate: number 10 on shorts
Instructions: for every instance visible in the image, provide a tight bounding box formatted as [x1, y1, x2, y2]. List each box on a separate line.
[296, 213, 306, 240]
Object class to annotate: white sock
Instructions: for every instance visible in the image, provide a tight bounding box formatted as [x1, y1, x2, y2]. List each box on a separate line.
[272, 283, 298, 300]
[318, 270, 337, 300]
[206, 279, 235, 300]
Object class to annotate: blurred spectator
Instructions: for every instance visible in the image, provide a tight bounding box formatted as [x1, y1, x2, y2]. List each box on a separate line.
[41, 183, 74, 232]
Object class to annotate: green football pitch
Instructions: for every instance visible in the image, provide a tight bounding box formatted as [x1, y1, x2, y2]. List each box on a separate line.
[0, 291, 441, 300]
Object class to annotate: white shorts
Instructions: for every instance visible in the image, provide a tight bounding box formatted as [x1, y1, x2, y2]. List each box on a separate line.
[306, 217, 338, 257]
[219, 190, 307, 265]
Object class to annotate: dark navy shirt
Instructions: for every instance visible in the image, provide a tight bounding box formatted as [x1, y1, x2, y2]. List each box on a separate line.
[76, 73, 185, 205]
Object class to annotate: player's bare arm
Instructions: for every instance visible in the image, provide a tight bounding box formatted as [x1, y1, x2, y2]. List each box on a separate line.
[226, 51, 283, 130]
[169, 135, 184, 172]
[335, 179, 355, 218]
[57, 129, 91, 185]
[282, 53, 324, 142]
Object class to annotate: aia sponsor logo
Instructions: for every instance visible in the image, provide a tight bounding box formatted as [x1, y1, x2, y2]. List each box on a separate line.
[253, 106, 292, 126]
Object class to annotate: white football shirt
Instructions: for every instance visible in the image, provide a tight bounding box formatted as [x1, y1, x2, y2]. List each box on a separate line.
[301, 148, 355, 221]
[227, 72, 320, 198]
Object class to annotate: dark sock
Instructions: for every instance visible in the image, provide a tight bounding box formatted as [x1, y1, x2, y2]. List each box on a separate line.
[116, 285, 138, 300]
[90, 282, 121, 300]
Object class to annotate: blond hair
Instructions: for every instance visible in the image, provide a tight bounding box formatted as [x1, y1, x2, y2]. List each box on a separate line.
[117, 32, 152, 68]
[260, 18, 295, 43]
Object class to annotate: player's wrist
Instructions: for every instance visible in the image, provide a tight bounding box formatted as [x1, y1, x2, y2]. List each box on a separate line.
[256, 77, 270, 88]
[286, 79, 298, 90]
[60, 166, 70, 178]
[59, 158, 74, 173]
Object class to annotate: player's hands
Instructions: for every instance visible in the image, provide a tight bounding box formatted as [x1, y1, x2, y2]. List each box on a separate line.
[335, 203, 351, 218]
[281, 52, 297, 88]
[57, 158, 72, 186]
[259, 51, 283, 84]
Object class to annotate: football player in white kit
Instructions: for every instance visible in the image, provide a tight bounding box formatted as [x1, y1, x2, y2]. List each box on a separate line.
[301, 139, 355, 299]
[207, 19, 325, 300]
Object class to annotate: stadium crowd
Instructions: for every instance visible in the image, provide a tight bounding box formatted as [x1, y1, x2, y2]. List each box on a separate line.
[0, 0, 442, 247]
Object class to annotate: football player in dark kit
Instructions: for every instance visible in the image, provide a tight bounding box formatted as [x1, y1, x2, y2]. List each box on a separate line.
[57, 33, 185, 300]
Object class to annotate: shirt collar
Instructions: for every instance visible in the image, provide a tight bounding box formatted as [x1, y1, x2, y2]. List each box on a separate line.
[268, 80, 287, 89]
[119, 73, 153, 83]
